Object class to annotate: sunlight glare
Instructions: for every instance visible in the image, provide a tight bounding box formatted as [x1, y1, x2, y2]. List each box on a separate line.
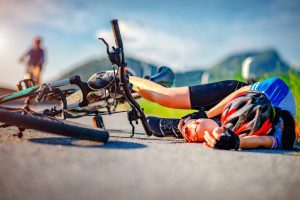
[0, 32, 5, 50]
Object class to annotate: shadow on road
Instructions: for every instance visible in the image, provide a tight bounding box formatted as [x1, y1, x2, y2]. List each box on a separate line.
[242, 146, 300, 156]
[109, 129, 184, 143]
[110, 134, 183, 142]
[29, 137, 147, 149]
[102, 140, 147, 149]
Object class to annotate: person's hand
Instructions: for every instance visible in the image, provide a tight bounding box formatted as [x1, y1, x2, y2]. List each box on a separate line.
[203, 127, 224, 148]
[19, 57, 24, 63]
[204, 126, 240, 150]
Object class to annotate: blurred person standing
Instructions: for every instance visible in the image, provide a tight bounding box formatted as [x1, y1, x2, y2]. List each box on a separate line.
[19, 36, 46, 85]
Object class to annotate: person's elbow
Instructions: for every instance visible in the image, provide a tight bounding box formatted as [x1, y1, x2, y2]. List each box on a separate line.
[259, 136, 273, 148]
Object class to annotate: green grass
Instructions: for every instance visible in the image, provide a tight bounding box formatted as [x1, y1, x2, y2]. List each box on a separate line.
[278, 70, 300, 124]
[279, 70, 300, 144]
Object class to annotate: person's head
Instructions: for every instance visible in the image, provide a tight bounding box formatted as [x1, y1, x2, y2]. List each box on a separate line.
[221, 90, 275, 136]
[33, 36, 42, 48]
[181, 118, 219, 142]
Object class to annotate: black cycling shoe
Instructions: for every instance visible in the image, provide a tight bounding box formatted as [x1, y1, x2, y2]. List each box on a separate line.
[149, 66, 175, 88]
[147, 116, 182, 137]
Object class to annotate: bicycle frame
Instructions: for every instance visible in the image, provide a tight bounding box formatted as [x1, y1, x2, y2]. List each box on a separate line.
[0, 76, 85, 104]
[0, 19, 154, 137]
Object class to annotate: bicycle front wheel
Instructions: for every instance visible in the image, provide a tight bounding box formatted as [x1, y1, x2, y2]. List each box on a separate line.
[0, 106, 109, 143]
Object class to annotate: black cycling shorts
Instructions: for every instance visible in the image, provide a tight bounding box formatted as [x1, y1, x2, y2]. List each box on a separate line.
[189, 80, 248, 110]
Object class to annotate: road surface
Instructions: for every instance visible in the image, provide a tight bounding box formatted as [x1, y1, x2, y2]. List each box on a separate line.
[0, 112, 300, 200]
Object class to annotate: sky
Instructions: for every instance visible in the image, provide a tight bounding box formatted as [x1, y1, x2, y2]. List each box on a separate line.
[0, 0, 300, 86]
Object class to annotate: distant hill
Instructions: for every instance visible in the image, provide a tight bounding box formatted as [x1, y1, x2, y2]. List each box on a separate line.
[56, 57, 158, 82]
[56, 56, 204, 86]
[207, 49, 290, 81]
[55, 49, 296, 87]
[174, 49, 292, 84]
[174, 70, 204, 86]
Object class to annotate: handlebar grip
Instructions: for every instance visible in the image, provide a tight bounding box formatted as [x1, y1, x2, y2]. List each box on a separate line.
[110, 19, 123, 49]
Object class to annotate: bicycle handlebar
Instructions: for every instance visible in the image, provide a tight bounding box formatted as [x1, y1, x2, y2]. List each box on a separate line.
[109, 19, 154, 137]
[110, 19, 124, 49]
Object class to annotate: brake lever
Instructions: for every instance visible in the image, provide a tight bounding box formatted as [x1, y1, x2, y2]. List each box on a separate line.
[99, 38, 110, 54]
[99, 38, 122, 66]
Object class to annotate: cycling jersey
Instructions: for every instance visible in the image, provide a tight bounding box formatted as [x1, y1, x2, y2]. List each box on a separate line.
[26, 48, 45, 67]
[250, 77, 295, 116]
[250, 77, 296, 149]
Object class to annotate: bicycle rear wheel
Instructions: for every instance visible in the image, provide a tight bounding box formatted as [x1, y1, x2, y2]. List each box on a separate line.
[0, 106, 109, 143]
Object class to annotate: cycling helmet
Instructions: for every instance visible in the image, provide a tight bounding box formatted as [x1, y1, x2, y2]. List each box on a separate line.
[221, 90, 275, 136]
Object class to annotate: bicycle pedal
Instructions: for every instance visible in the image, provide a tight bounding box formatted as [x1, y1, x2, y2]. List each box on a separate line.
[93, 115, 105, 129]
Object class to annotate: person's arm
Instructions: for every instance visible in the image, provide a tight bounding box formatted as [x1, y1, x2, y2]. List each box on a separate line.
[239, 135, 273, 149]
[206, 85, 250, 118]
[129, 76, 191, 109]
[203, 127, 274, 149]
[19, 49, 31, 63]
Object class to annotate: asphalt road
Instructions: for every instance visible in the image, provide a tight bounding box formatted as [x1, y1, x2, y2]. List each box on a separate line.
[1, 112, 300, 200]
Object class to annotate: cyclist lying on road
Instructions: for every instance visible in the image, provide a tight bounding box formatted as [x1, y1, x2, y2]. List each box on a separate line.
[129, 75, 299, 150]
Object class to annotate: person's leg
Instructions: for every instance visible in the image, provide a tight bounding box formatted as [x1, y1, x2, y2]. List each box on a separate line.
[129, 76, 191, 109]
[189, 80, 248, 110]
[32, 65, 42, 85]
[26, 65, 35, 82]
[24, 66, 30, 79]
[130, 76, 248, 110]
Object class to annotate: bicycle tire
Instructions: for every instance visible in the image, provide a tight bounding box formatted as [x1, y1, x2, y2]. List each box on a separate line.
[0, 106, 109, 143]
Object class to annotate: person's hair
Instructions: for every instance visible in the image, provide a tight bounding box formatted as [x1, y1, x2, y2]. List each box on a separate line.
[273, 108, 296, 150]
